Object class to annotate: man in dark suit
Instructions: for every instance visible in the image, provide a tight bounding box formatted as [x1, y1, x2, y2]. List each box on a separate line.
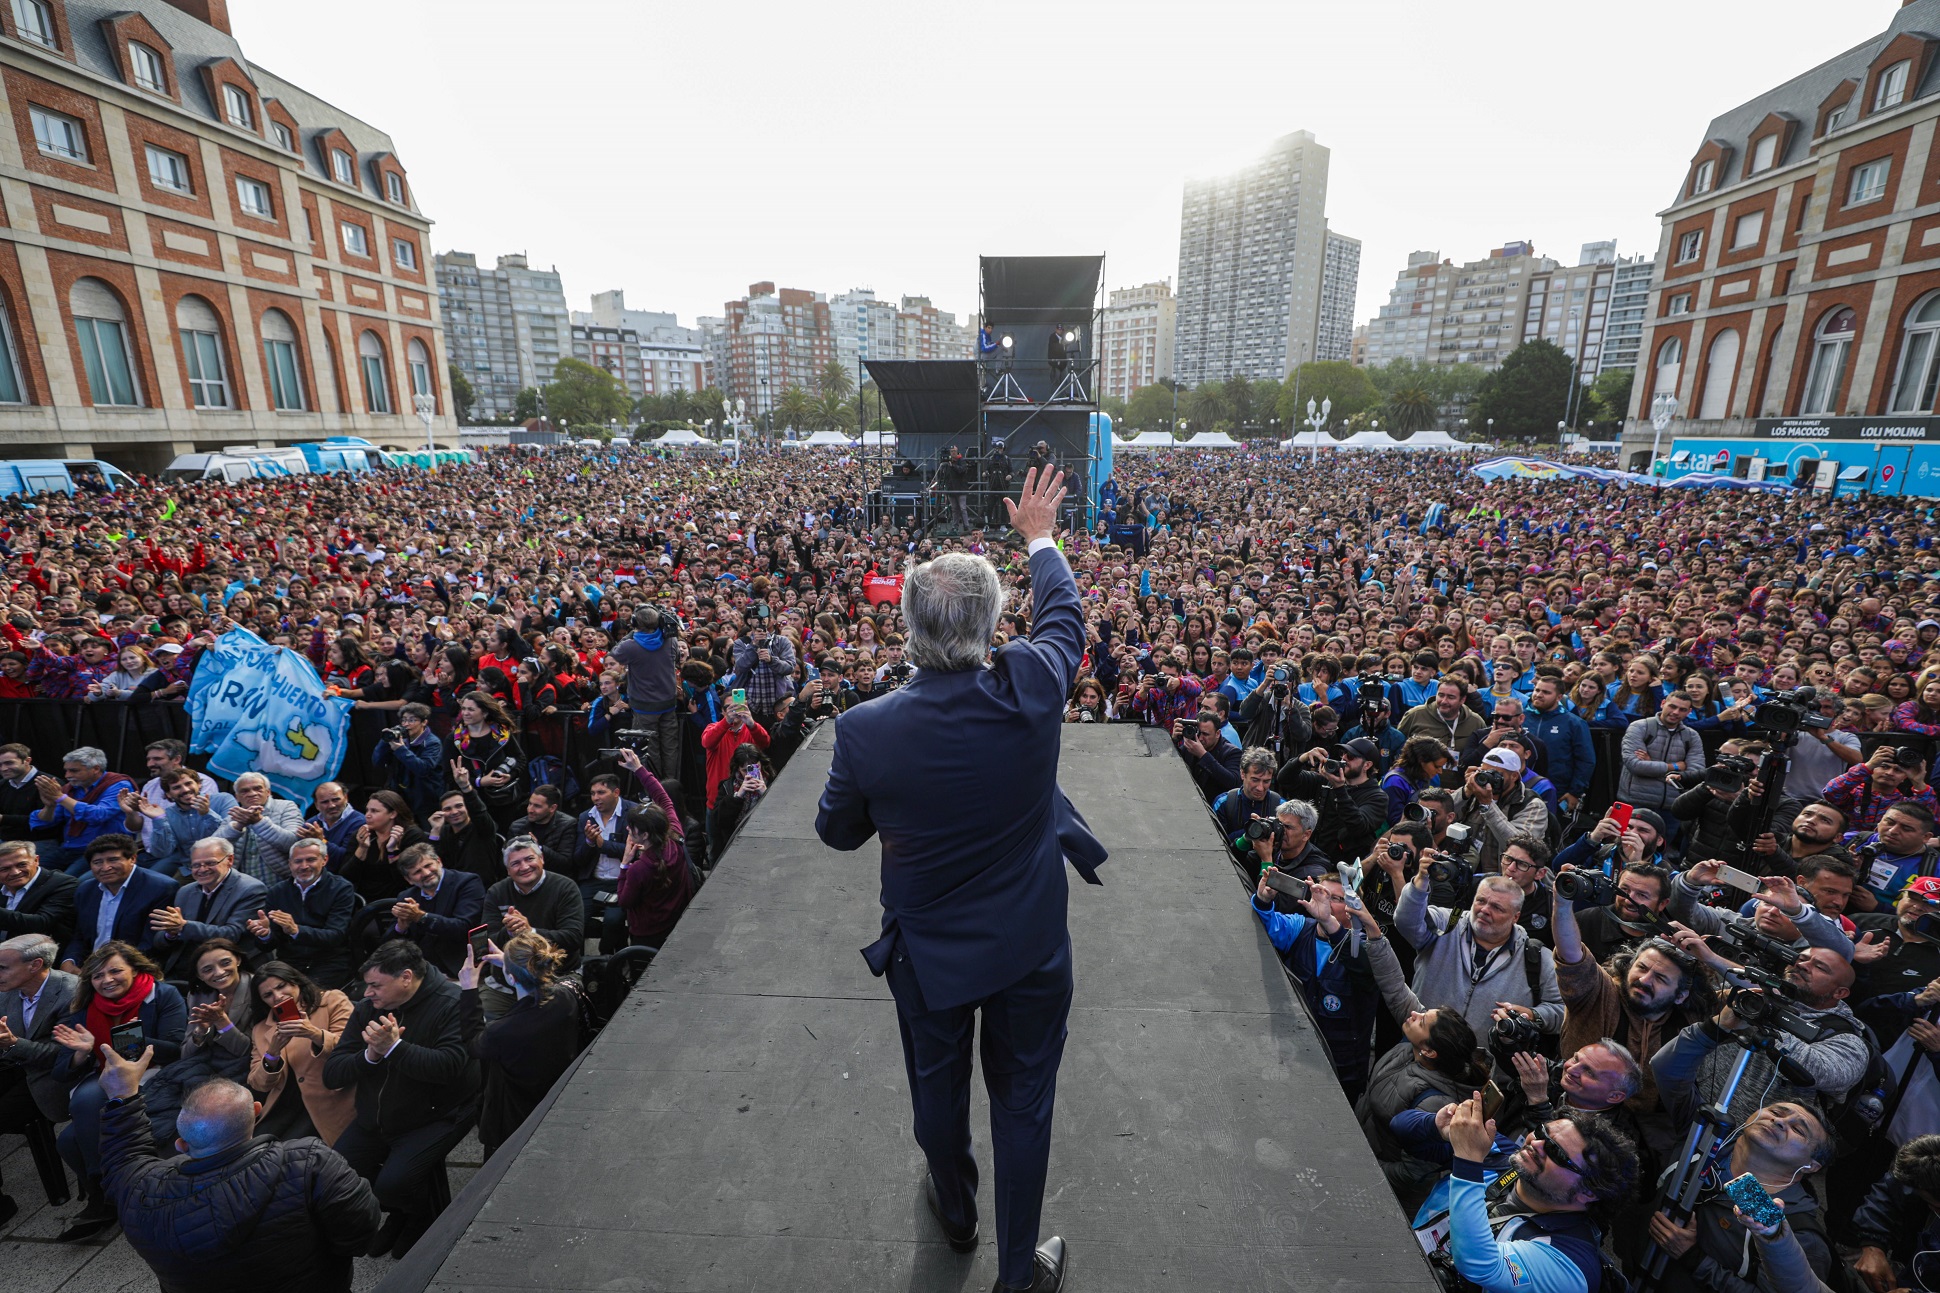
[59, 833, 175, 971]
[242, 838, 358, 987]
[149, 837, 270, 978]
[0, 840, 78, 949]
[387, 843, 486, 975]
[817, 468, 1100, 1293]
[0, 931, 81, 1220]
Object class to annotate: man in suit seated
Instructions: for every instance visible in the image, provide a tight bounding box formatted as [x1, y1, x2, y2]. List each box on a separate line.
[242, 838, 358, 988]
[387, 843, 485, 976]
[59, 834, 175, 972]
[817, 468, 1099, 1293]
[0, 839, 78, 950]
[0, 932, 80, 1222]
[148, 838, 269, 978]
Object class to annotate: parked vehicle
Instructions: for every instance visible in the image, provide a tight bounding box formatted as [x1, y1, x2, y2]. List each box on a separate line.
[0, 459, 137, 497]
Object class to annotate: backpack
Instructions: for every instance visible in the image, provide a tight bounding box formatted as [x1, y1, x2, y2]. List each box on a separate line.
[528, 752, 580, 806]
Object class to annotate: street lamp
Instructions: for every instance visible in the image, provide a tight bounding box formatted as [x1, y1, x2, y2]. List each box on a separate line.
[1177, 418, 1187, 443]
[1649, 391, 1679, 476]
[1486, 417, 1495, 442]
[1305, 396, 1331, 464]
[413, 393, 436, 458]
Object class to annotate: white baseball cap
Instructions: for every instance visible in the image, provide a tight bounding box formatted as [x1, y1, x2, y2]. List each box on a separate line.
[1481, 748, 1523, 775]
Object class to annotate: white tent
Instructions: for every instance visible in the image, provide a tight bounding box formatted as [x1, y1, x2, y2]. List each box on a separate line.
[799, 430, 856, 447]
[1280, 430, 1339, 450]
[1181, 430, 1242, 448]
[1117, 433, 1170, 451]
[652, 427, 715, 447]
[860, 428, 897, 447]
[1394, 429, 1482, 451]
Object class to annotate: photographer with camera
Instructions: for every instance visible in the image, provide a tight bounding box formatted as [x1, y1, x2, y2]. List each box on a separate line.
[1278, 737, 1390, 865]
[1398, 850, 1564, 1042]
[371, 703, 446, 825]
[1211, 748, 1283, 865]
[1252, 799, 1330, 884]
[1343, 681, 1406, 776]
[1778, 690, 1862, 802]
[1449, 750, 1549, 878]
[731, 620, 798, 732]
[1672, 744, 1765, 869]
[1618, 690, 1705, 820]
[1823, 744, 1937, 835]
[1670, 861, 1855, 960]
[1850, 800, 1939, 910]
[1176, 711, 1243, 800]
[1237, 658, 1312, 760]
[1383, 736, 1451, 826]
[1249, 869, 1379, 1102]
[613, 604, 685, 781]
[1572, 863, 1676, 964]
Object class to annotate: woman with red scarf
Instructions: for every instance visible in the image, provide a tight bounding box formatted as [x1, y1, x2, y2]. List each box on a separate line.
[48, 940, 186, 1240]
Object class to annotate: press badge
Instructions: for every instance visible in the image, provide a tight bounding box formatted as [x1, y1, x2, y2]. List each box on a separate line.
[1869, 857, 1901, 893]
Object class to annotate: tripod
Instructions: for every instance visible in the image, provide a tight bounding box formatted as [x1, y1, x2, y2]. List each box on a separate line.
[1735, 734, 1794, 862]
[1637, 1026, 1815, 1292]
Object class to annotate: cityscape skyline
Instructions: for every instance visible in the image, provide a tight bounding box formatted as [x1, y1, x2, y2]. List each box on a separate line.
[226, 0, 1898, 349]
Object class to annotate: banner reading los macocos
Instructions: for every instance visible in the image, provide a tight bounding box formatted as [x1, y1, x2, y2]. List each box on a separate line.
[185, 629, 354, 803]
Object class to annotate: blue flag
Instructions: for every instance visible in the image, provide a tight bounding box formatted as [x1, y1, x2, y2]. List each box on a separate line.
[185, 629, 354, 803]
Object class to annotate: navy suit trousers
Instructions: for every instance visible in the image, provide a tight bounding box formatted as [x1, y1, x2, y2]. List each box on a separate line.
[886, 935, 1072, 1289]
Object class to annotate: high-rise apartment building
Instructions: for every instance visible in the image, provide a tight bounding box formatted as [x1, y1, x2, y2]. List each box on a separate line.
[1522, 243, 1617, 378]
[720, 282, 833, 419]
[574, 290, 706, 397]
[1597, 255, 1656, 376]
[1319, 232, 1362, 362]
[0, 0, 455, 469]
[1174, 130, 1357, 384]
[435, 252, 568, 420]
[1097, 281, 1176, 401]
[895, 295, 972, 364]
[1363, 251, 1448, 369]
[1433, 242, 1557, 369]
[829, 289, 898, 390]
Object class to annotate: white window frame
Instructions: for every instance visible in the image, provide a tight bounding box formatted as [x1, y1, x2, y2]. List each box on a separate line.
[73, 318, 139, 407]
[1827, 105, 1849, 133]
[261, 310, 305, 412]
[1802, 311, 1856, 415]
[1877, 60, 1911, 111]
[1890, 294, 1940, 413]
[234, 176, 272, 219]
[408, 341, 432, 399]
[29, 106, 86, 162]
[1692, 160, 1714, 195]
[1667, 294, 1693, 316]
[1676, 230, 1703, 264]
[384, 171, 403, 204]
[0, 302, 27, 404]
[359, 333, 392, 414]
[341, 222, 369, 257]
[1750, 135, 1776, 174]
[270, 120, 293, 152]
[221, 84, 253, 130]
[331, 149, 354, 185]
[1731, 211, 1765, 251]
[181, 327, 229, 409]
[144, 144, 190, 194]
[391, 237, 417, 270]
[129, 42, 166, 94]
[1849, 158, 1891, 206]
[11, 0, 55, 48]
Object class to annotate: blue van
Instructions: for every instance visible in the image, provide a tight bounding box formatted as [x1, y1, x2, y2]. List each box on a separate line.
[0, 459, 137, 498]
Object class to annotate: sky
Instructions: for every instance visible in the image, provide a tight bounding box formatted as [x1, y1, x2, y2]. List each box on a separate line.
[231, 0, 1895, 334]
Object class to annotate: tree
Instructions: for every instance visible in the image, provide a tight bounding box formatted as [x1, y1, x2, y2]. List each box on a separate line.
[819, 360, 854, 401]
[1384, 384, 1439, 438]
[543, 358, 630, 430]
[775, 385, 814, 435]
[1124, 383, 1180, 435]
[1221, 375, 1256, 431]
[1469, 341, 1573, 441]
[512, 387, 540, 423]
[1277, 361, 1379, 428]
[815, 390, 854, 435]
[1186, 382, 1231, 432]
[448, 365, 474, 423]
[1588, 367, 1635, 426]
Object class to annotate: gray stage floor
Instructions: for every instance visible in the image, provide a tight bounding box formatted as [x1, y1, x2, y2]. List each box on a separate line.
[415, 721, 1436, 1292]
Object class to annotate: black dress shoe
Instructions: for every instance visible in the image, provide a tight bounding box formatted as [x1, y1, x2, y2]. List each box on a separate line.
[925, 1175, 977, 1253]
[993, 1235, 1065, 1293]
[55, 1199, 116, 1243]
[0, 1193, 18, 1228]
[366, 1210, 406, 1258]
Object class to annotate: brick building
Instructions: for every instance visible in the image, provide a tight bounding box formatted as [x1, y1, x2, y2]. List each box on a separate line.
[1625, 0, 1940, 477]
[0, 0, 454, 471]
[720, 281, 832, 423]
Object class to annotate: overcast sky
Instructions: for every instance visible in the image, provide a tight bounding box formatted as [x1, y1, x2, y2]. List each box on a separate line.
[233, 0, 1891, 336]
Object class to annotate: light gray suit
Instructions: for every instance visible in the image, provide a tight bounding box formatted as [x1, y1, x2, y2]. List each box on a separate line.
[2, 969, 81, 1120]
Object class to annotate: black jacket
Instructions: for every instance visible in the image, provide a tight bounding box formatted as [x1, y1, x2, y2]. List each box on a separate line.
[1277, 769, 1389, 866]
[0, 774, 54, 842]
[0, 866, 78, 946]
[509, 808, 579, 875]
[460, 985, 580, 1155]
[321, 965, 478, 1137]
[397, 871, 487, 976]
[247, 873, 357, 988]
[1186, 739, 1243, 799]
[433, 789, 506, 887]
[101, 1091, 380, 1293]
[484, 872, 585, 970]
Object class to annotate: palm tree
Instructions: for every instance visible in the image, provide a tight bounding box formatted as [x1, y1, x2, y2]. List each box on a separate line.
[1385, 385, 1439, 439]
[775, 385, 814, 437]
[1187, 383, 1230, 430]
[815, 390, 852, 435]
[819, 360, 854, 401]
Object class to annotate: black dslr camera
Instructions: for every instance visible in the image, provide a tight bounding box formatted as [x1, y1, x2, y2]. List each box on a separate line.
[1489, 1012, 1547, 1069]
[380, 726, 404, 745]
[1554, 865, 1616, 904]
[1703, 753, 1757, 795]
[1426, 823, 1477, 893]
[1245, 815, 1280, 843]
[596, 728, 654, 761]
[1710, 916, 1838, 1043]
[1473, 768, 1506, 797]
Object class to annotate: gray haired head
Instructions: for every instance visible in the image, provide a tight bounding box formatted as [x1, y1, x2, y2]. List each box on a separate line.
[902, 553, 1002, 672]
[63, 747, 108, 770]
[1275, 799, 1318, 832]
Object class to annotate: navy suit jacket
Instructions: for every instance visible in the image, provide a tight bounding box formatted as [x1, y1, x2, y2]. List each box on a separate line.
[816, 544, 1106, 1012]
[61, 866, 177, 967]
[398, 870, 487, 974]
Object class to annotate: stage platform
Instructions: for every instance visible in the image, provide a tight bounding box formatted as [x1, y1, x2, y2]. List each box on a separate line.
[398, 722, 1436, 1292]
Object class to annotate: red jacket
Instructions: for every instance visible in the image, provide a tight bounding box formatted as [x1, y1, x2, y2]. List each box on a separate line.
[701, 716, 769, 808]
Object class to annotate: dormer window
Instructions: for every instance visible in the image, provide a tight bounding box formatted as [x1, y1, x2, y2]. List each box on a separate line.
[385, 171, 404, 204]
[331, 148, 354, 185]
[222, 84, 253, 129]
[1828, 104, 1849, 132]
[130, 42, 166, 94]
[1692, 160, 1715, 195]
[11, 0, 55, 48]
[270, 120, 293, 151]
[1750, 135, 1776, 174]
[1876, 59, 1910, 111]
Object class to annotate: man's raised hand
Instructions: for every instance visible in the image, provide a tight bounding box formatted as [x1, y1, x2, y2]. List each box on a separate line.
[1005, 468, 1066, 546]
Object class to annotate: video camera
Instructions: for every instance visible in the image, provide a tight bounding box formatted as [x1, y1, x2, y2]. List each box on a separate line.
[595, 728, 655, 761]
[1752, 686, 1831, 738]
[1703, 753, 1757, 795]
[1359, 673, 1401, 726]
[1426, 822, 1477, 893]
[1710, 915, 1839, 1044]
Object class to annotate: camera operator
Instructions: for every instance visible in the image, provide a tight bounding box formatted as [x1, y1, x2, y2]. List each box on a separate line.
[1851, 875, 1940, 1004]
[1278, 738, 1389, 865]
[1779, 689, 1862, 802]
[1672, 745, 1764, 869]
[1823, 744, 1937, 835]
[1344, 678, 1406, 775]
[1549, 873, 1716, 1123]
[1176, 711, 1243, 800]
[1431, 1093, 1639, 1293]
[1252, 799, 1330, 884]
[1726, 794, 1851, 882]
[1671, 861, 1854, 959]
[1411, 787, 1459, 852]
[371, 703, 446, 825]
[1398, 859, 1563, 1041]
[871, 638, 915, 695]
[1618, 690, 1705, 819]
[1642, 1101, 1836, 1293]
[1492, 1040, 1645, 1149]
[1237, 659, 1312, 760]
[1572, 863, 1676, 964]
[1384, 737, 1451, 826]
[1850, 800, 1939, 911]
[769, 678, 834, 770]
[1451, 751, 1549, 877]
[1250, 869, 1379, 1103]
[1210, 748, 1283, 865]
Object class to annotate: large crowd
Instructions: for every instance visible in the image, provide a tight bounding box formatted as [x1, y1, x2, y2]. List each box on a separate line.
[0, 440, 1937, 1291]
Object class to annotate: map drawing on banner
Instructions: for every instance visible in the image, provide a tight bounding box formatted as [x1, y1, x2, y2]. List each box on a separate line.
[185, 628, 353, 803]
